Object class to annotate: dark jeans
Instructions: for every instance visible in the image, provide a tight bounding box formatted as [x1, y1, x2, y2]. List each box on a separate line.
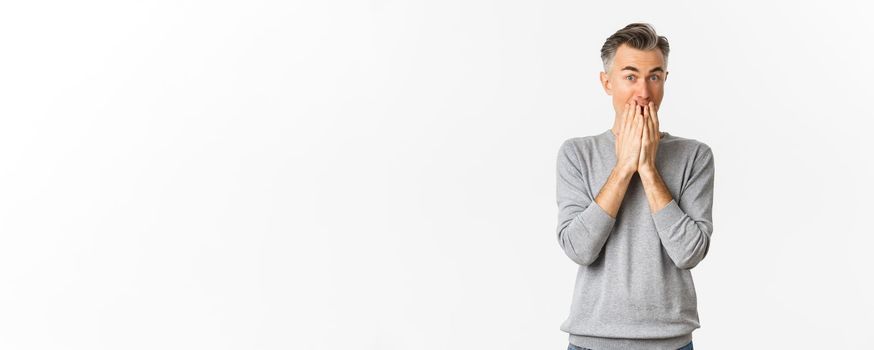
[568, 340, 693, 350]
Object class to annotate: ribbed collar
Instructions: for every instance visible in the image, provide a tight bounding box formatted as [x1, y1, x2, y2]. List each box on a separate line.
[603, 128, 668, 141]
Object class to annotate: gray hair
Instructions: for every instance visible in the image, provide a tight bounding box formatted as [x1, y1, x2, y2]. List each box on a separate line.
[600, 23, 670, 74]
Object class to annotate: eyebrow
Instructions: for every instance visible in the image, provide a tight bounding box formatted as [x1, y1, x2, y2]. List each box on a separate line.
[620, 66, 665, 74]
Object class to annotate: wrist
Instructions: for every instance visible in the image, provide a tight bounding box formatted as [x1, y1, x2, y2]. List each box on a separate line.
[613, 165, 636, 179]
[638, 165, 658, 178]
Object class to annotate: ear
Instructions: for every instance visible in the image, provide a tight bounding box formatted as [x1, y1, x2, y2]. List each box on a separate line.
[664, 71, 669, 82]
[600, 71, 612, 96]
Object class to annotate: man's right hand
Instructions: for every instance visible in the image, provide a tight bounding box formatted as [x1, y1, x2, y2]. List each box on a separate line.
[615, 101, 644, 176]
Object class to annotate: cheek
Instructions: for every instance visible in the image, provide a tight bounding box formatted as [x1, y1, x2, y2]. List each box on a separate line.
[614, 91, 633, 103]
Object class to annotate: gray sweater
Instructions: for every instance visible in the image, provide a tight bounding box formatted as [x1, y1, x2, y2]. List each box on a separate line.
[556, 128, 715, 350]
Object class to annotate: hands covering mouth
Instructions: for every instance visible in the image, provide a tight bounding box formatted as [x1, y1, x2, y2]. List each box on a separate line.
[614, 100, 661, 175]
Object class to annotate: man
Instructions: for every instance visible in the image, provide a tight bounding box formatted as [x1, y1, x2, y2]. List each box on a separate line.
[556, 23, 714, 350]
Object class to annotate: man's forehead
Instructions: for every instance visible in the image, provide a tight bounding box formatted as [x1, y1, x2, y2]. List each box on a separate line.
[613, 45, 665, 70]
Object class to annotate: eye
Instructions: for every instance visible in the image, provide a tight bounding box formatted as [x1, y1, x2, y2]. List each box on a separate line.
[649, 75, 661, 81]
[625, 75, 635, 81]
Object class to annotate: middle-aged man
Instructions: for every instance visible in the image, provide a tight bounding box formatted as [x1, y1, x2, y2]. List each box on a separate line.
[555, 23, 715, 350]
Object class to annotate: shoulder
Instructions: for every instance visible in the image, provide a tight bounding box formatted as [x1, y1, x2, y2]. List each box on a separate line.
[661, 132, 714, 161]
[556, 135, 600, 172]
[558, 133, 603, 154]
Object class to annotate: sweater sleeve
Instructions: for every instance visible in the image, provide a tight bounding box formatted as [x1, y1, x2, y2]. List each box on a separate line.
[556, 139, 617, 266]
[651, 145, 715, 270]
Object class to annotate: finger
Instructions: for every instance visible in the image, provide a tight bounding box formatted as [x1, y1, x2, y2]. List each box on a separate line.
[622, 102, 634, 143]
[642, 113, 649, 143]
[642, 105, 649, 141]
[620, 102, 631, 136]
[649, 101, 659, 134]
[615, 103, 626, 144]
[634, 102, 644, 137]
[644, 104, 654, 141]
[623, 102, 634, 136]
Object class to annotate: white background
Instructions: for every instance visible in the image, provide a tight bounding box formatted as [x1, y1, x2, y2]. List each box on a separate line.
[1, 1, 872, 349]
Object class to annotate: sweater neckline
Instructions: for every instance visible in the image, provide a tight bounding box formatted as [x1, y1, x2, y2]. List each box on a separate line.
[604, 128, 668, 141]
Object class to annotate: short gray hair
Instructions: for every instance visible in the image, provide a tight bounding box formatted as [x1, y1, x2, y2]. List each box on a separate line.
[600, 23, 670, 74]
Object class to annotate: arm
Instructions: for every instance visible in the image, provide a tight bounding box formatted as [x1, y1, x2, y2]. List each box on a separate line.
[639, 145, 715, 270]
[556, 139, 634, 266]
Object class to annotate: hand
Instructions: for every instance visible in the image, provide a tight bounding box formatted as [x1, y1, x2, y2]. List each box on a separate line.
[614, 100, 644, 175]
[637, 101, 661, 174]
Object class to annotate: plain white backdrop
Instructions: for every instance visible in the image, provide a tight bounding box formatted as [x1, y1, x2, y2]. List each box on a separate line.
[1, 0, 873, 349]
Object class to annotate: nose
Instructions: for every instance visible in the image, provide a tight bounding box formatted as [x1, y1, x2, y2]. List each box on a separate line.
[634, 84, 652, 106]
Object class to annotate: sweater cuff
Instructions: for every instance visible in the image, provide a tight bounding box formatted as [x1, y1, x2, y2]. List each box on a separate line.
[578, 200, 616, 232]
[651, 199, 685, 232]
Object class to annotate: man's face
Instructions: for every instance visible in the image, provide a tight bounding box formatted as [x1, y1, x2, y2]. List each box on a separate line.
[599, 43, 668, 116]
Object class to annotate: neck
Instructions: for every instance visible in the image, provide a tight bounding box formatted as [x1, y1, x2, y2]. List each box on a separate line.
[611, 121, 665, 139]
[611, 119, 622, 137]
